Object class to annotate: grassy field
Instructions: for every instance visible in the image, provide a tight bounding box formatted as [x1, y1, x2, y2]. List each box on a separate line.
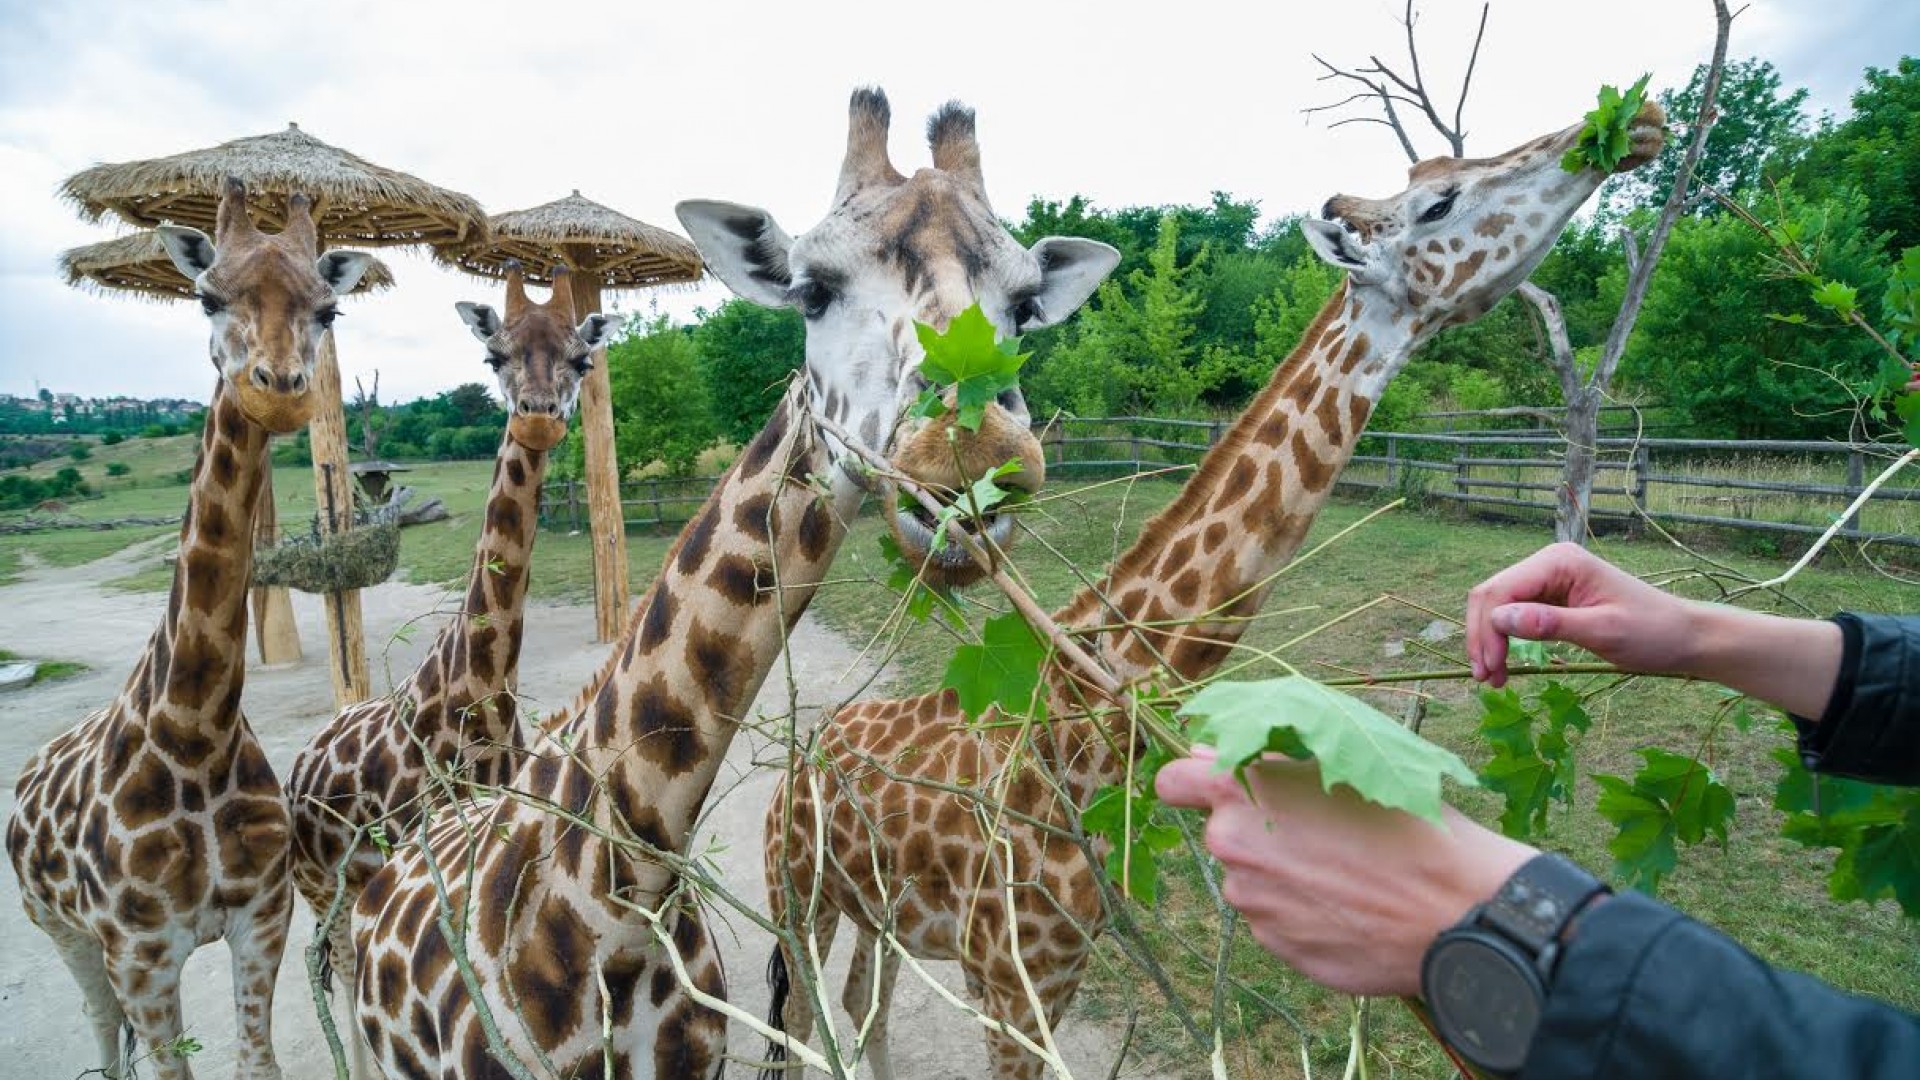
[5, 439, 1916, 1076]
[799, 476, 1920, 1078]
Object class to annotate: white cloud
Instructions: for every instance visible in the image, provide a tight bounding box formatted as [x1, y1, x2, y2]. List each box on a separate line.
[0, 0, 1908, 403]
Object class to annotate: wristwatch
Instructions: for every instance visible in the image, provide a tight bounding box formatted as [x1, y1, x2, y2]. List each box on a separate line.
[1420, 853, 1610, 1077]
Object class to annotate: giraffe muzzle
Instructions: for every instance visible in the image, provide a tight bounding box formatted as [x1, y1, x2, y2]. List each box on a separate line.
[234, 364, 314, 433]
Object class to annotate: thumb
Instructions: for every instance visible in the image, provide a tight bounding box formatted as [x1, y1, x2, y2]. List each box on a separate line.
[1155, 754, 1226, 810]
[1492, 601, 1607, 649]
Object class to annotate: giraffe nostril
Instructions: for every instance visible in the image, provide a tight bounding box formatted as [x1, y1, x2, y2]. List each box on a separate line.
[285, 372, 309, 395]
[542, 402, 561, 417]
[249, 366, 273, 391]
[517, 400, 534, 416]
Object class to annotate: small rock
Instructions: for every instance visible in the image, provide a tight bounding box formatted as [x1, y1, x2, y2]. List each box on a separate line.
[1419, 619, 1460, 643]
[0, 661, 39, 692]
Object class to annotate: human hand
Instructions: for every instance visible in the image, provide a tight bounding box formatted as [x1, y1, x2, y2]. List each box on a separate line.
[1466, 542, 1701, 687]
[1156, 750, 1534, 997]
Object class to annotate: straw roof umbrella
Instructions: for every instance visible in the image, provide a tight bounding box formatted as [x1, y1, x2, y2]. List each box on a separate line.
[58, 230, 397, 668]
[61, 124, 487, 708]
[60, 229, 396, 300]
[442, 191, 702, 642]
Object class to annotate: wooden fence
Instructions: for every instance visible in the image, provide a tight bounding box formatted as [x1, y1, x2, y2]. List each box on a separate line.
[539, 414, 1920, 549]
[1035, 416, 1920, 548]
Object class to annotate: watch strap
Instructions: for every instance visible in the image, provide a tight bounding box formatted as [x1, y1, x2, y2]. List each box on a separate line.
[1478, 853, 1610, 962]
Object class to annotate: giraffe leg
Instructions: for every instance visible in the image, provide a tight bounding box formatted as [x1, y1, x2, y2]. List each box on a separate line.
[226, 882, 291, 1080]
[976, 977, 1063, 1080]
[105, 942, 192, 1080]
[776, 905, 837, 1079]
[840, 929, 900, 1080]
[46, 924, 130, 1078]
[323, 910, 376, 1080]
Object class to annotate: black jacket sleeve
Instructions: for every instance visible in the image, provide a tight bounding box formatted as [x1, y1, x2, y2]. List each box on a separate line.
[1522, 890, 1920, 1079]
[1791, 613, 1920, 785]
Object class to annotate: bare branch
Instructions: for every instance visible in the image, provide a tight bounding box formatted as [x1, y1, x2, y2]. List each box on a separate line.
[1452, 3, 1492, 147]
[1594, 0, 1736, 390]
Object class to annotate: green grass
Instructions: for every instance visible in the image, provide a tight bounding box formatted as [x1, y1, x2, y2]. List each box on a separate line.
[803, 476, 1920, 1078]
[0, 648, 88, 685]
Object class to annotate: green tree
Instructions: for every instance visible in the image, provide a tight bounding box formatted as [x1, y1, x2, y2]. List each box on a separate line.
[1621, 187, 1889, 437]
[600, 315, 716, 477]
[1198, 254, 1341, 404]
[1030, 215, 1211, 415]
[1605, 57, 1811, 217]
[441, 383, 503, 427]
[1797, 57, 1920, 255]
[66, 443, 91, 462]
[691, 299, 805, 445]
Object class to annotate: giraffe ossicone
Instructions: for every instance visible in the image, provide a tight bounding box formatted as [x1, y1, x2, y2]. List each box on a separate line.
[762, 100, 1668, 1080]
[7, 177, 373, 1080]
[284, 258, 618, 1080]
[346, 87, 1117, 1079]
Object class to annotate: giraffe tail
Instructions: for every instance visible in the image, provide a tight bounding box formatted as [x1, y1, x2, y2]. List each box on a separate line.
[759, 944, 790, 1080]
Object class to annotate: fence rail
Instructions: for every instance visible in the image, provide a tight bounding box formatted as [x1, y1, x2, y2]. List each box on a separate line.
[539, 414, 1920, 549]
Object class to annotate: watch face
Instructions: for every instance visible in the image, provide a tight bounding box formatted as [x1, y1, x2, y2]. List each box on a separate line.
[1424, 934, 1544, 1074]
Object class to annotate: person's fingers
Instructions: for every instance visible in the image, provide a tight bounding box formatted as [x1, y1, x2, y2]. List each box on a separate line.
[1155, 754, 1235, 810]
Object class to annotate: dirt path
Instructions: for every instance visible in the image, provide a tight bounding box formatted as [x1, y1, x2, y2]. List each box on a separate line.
[0, 547, 1166, 1078]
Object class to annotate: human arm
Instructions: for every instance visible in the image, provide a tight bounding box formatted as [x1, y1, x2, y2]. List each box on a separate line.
[1156, 754, 1920, 1078]
[1464, 542, 1843, 717]
[1467, 543, 1920, 784]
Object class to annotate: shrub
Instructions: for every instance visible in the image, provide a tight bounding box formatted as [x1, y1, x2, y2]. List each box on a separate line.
[105, 462, 131, 477]
[101, 431, 124, 446]
[67, 443, 91, 462]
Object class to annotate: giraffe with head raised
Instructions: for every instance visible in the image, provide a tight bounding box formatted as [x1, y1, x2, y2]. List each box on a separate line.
[346, 87, 1119, 1079]
[7, 178, 371, 1080]
[283, 261, 619, 1078]
[761, 101, 1668, 1080]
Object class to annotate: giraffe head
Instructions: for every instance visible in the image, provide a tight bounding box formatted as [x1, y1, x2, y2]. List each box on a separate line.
[157, 177, 373, 433]
[1303, 101, 1666, 368]
[678, 88, 1119, 587]
[454, 263, 621, 452]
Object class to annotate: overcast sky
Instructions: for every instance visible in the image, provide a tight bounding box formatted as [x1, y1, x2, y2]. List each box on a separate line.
[1, 0, 1913, 405]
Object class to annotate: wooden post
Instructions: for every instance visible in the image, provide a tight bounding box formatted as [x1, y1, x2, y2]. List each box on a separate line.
[311, 330, 369, 707]
[568, 270, 628, 642]
[1840, 448, 1866, 536]
[249, 453, 302, 665]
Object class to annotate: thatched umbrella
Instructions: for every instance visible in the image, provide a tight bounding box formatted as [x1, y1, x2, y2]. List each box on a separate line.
[58, 230, 397, 667]
[441, 191, 702, 642]
[61, 229, 396, 300]
[62, 125, 487, 708]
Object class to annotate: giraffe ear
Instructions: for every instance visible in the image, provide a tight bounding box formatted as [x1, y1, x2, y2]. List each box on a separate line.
[456, 302, 501, 343]
[1302, 219, 1381, 285]
[1022, 237, 1121, 330]
[676, 199, 793, 308]
[316, 251, 373, 297]
[158, 225, 218, 283]
[577, 313, 622, 349]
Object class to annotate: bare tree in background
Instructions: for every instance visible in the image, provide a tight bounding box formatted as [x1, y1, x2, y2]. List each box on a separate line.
[1309, 0, 1736, 543]
[353, 371, 382, 461]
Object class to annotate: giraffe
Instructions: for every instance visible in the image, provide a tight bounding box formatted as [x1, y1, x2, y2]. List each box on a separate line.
[283, 261, 620, 1077]
[347, 87, 1119, 1079]
[761, 101, 1669, 1079]
[6, 178, 372, 1080]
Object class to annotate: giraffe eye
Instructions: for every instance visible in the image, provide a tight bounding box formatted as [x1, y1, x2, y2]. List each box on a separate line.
[792, 281, 834, 320]
[197, 293, 226, 317]
[570, 353, 593, 375]
[1010, 296, 1041, 330]
[314, 306, 341, 330]
[484, 350, 507, 370]
[1419, 192, 1459, 224]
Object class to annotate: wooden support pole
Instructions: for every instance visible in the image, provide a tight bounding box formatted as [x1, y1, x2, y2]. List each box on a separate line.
[311, 330, 370, 707]
[568, 270, 629, 642]
[249, 451, 302, 665]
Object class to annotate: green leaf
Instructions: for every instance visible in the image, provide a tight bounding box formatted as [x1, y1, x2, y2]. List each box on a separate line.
[1481, 743, 1557, 837]
[1509, 639, 1550, 669]
[1850, 808, 1920, 917]
[1563, 74, 1653, 173]
[1593, 748, 1735, 892]
[1105, 843, 1160, 906]
[1809, 279, 1860, 320]
[913, 303, 1030, 432]
[1181, 676, 1478, 825]
[1476, 687, 1536, 754]
[941, 612, 1046, 722]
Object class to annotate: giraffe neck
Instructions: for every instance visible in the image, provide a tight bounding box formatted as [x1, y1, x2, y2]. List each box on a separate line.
[129, 378, 269, 737]
[519, 384, 853, 894]
[407, 433, 547, 731]
[1049, 283, 1411, 799]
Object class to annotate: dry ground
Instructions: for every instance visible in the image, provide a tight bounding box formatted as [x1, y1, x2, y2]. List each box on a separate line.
[0, 538, 1164, 1079]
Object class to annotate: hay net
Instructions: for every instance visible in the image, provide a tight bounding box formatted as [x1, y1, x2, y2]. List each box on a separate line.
[252, 522, 399, 593]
